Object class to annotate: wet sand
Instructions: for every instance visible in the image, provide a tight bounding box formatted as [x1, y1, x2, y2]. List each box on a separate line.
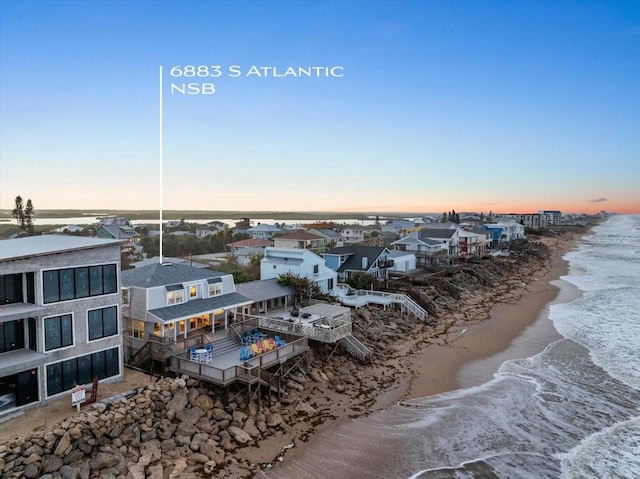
[264, 235, 584, 478]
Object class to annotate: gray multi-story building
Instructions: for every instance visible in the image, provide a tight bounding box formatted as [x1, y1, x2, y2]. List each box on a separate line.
[0, 235, 124, 415]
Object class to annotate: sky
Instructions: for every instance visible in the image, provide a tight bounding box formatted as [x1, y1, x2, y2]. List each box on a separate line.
[1, 0, 639, 215]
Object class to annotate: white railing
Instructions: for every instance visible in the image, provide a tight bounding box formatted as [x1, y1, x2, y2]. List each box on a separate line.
[256, 315, 352, 343]
[334, 285, 428, 323]
[339, 334, 370, 362]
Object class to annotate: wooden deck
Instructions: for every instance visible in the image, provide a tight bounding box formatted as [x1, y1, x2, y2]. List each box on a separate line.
[170, 335, 309, 387]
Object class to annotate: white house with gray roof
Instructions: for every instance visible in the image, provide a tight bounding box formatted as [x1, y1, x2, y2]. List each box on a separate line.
[121, 263, 252, 353]
[246, 224, 283, 240]
[391, 231, 449, 267]
[260, 248, 337, 294]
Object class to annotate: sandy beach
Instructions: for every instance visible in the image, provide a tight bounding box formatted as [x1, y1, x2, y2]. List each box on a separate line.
[0, 230, 587, 478]
[262, 232, 585, 478]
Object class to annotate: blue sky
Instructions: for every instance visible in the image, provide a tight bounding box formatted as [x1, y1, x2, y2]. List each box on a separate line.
[1, 0, 639, 214]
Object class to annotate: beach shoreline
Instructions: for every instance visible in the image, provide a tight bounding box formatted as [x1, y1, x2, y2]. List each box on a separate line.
[263, 231, 586, 478]
[0, 230, 590, 478]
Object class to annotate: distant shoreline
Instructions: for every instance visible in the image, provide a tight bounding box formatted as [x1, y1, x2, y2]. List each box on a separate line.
[0, 209, 430, 221]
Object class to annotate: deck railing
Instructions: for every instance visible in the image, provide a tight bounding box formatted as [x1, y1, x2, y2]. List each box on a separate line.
[170, 336, 309, 387]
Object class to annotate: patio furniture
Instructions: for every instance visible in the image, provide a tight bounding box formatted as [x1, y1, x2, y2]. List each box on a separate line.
[189, 346, 198, 361]
[251, 343, 261, 356]
[240, 348, 250, 361]
[262, 339, 273, 351]
[268, 338, 277, 349]
[274, 336, 285, 347]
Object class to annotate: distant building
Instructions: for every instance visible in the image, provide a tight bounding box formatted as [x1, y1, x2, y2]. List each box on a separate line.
[246, 224, 283, 240]
[539, 210, 562, 225]
[340, 227, 365, 245]
[517, 214, 549, 229]
[227, 238, 273, 266]
[0, 235, 124, 414]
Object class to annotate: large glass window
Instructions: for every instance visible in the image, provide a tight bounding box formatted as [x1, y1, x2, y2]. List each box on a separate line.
[0, 273, 23, 305]
[0, 319, 25, 353]
[43, 270, 59, 303]
[43, 264, 118, 304]
[46, 347, 120, 396]
[88, 306, 118, 341]
[208, 283, 222, 297]
[75, 268, 89, 298]
[44, 314, 73, 351]
[59, 269, 75, 301]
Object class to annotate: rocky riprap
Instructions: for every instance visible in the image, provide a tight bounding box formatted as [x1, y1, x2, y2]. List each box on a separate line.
[0, 311, 418, 479]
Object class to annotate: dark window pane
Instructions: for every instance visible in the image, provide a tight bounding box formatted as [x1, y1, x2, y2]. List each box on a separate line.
[27, 272, 35, 303]
[47, 362, 63, 396]
[89, 266, 103, 296]
[105, 348, 120, 377]
[59, 269, 75, 301]
[43, 271, 59, 303]
[92, 351, 106, 380]
[44, 317, 61, 351]
[75, 268, 89, 298]
[103, 264, 117, 294]
[78, 356, 92, 385]
[62, 359, 77, 391]
[103, 307, 118, 337]
[88, 310, 103, 341]
[61, 315, 73, 347]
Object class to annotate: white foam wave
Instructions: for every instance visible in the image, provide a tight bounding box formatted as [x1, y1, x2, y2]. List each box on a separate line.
[559, 416, 640, 479]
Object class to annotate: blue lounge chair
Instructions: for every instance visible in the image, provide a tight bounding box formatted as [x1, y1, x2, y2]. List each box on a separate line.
[189, 346, 198, 360]
[240, 348, 249, 361]
[275, 336, 285, 347]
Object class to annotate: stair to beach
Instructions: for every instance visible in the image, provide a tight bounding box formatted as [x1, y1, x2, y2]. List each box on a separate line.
[339, 334, 371, 362]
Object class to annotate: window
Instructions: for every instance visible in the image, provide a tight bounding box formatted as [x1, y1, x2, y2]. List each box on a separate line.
[44, 314, 73, 351]
[313, 264, 319, 274]
[88, 306, 118, 341]
[46, 347, 120, 396]
[167, 289, 184, 305]
[208, 283, 222, 296]
[1, 273, 23, 305]
[43, 264, 118, 304]
[0, 319, 25, 353]
[189, 285, 198, 298]
[131, 320, 145, 339]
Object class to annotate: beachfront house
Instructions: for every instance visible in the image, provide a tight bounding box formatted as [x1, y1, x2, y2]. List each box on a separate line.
[323, 246, 395, 281]
[260, 247, 337, 294]
[121, 263, 252, 368]
[0, 235, 124, 414]
[391, 231, 448, 267]
[387, 249, 417, 273]
[458, 229, 490, 259]
[418, 228, 460, 256]
[481, 222, 526, 246]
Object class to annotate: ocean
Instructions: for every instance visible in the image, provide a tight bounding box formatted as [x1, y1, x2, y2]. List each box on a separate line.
[266, 215, 640, 479]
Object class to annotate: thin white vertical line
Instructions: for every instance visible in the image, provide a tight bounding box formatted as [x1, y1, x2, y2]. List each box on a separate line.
[159, 65, 163, 264]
